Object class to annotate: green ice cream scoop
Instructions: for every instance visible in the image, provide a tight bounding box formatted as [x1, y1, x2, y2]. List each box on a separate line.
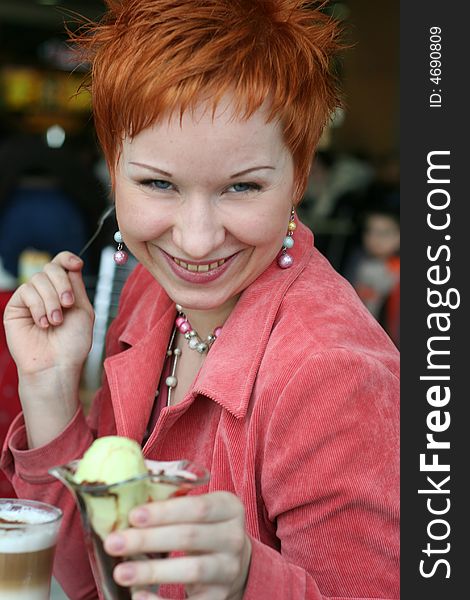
[74, 436, 150, 541]
[75, 436, 148, 485]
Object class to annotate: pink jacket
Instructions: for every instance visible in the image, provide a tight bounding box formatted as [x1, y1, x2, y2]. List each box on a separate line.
[1, 222, 399, 599]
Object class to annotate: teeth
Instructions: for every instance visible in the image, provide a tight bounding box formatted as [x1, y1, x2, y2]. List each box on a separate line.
[173, 257, 228, 272]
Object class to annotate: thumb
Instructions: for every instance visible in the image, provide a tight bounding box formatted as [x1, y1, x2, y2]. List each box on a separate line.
[68, 269, 93, 314]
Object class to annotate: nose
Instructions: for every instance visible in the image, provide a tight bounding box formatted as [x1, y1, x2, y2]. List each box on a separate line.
[172, 196, 226, 259]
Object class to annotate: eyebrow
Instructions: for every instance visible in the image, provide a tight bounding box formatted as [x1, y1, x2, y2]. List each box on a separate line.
[129, 162, 172, 177]
[129, 162, 275, 178]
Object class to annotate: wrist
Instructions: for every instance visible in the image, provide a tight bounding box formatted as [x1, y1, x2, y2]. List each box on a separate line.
[18, 366, 82, 449]
[18, 365, 82, 405]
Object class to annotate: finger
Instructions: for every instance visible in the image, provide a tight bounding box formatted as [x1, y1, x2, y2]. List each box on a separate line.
[29, 272, 65, 325]
[51, 251, 83, 272]
[185, 584, 229, 599]
[130, 492, 244, 527]
[43, 262, 75, 307]
[131, 592, 162, 600]
[105, 521, 245, 556]
[133, 588, 227, 600]
[114, 553, 238, 587]
[15, 284, 49, 328]
[51, 251, 91, 312]
[68, 269, 93, 314]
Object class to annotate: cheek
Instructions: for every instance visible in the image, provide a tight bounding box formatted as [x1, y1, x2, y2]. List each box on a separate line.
[243, 222, 285, 250]
[114, 188, 171, 242]
[226, 201, 290, 249]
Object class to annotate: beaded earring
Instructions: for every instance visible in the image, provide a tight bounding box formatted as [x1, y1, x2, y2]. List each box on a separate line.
[113, 231, 129, 265]
[277, 207, 296, 269]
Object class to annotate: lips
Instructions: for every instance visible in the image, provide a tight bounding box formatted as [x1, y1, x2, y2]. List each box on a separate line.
[159, 249, 239, 284]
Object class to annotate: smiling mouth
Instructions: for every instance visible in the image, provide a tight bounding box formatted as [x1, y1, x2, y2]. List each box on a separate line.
[172, 257, 228, 272]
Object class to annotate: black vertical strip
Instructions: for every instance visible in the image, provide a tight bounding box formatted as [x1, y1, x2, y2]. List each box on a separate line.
[401, 1, 469, 598]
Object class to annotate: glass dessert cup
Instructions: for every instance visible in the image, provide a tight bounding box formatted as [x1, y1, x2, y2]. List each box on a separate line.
[49, 459, 209, 600]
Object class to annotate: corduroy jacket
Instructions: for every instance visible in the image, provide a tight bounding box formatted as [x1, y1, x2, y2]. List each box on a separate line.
[1, 222, 400, 599]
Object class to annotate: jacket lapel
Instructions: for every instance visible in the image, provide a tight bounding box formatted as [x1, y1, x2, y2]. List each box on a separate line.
[104, 299, 175, 442]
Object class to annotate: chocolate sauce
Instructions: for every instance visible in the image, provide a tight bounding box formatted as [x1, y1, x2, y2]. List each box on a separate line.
[0, 517, 25, 525]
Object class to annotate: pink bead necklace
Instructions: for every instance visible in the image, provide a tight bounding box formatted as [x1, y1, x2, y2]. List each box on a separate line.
[163, 304, 222, 406]
[175, 304, 223, 353]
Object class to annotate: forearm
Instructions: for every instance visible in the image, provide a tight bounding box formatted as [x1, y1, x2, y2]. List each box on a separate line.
[18, 366, 82, 448]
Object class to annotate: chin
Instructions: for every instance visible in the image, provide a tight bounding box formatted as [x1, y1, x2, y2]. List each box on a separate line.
[171, 292, 232, 312]
[141, 271, 225, 312]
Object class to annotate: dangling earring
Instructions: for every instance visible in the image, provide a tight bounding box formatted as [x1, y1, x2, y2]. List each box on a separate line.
[277, 206, 296, 269]
[113, 231, 129, 265]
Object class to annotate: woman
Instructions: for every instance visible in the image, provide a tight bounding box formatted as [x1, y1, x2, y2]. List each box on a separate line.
[1, 1, 399, 599]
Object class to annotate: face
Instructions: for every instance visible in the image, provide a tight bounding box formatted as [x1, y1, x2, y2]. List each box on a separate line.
[363, 214, 400, 259]
[114, 98, 296, 313]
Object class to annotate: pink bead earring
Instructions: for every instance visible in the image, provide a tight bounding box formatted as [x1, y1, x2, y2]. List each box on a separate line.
[277, 207, 296, 269]
[113, 231, 129, 265]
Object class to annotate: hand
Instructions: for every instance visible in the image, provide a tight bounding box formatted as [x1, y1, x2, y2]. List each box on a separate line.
[104, 491, 252, 600]
[3, 251, 94, 376]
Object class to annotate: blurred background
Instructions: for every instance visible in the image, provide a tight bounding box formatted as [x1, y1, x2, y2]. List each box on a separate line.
[0, 0, 399, 512]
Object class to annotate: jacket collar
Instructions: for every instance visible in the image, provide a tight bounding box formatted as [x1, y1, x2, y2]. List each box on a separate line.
[105, 222, 313, 435]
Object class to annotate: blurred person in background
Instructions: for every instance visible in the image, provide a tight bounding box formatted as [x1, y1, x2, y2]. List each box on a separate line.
[1, 2, 399, 599]
[343, 185, 400, 347]
[303, 149, 374, 270]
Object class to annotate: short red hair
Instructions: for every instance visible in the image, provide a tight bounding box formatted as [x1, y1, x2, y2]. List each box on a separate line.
[71, 0, 344, 197]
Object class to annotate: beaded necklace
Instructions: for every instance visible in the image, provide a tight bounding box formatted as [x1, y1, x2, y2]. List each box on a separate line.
[162, 304, 222, 407]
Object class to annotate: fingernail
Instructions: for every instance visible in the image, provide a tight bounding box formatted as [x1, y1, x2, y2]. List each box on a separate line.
[131, 507, 149, 525]
[116, 563, 135, 583]
[61, 291, 74, 305]
[40, 316, 49, 328]
[106, 533, 125, 552]
[70, 256, 82, 264]
[51, 310, 62, 324]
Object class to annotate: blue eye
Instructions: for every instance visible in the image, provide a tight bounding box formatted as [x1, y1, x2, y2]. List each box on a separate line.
[228, 182, 261, 193]
[142, 179, 173, 190]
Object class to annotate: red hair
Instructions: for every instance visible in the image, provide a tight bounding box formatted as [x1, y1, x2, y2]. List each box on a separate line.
[71, 0, 344, 196]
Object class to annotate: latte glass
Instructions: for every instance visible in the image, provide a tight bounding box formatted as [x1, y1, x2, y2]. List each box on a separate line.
[0, 499, 63, 600]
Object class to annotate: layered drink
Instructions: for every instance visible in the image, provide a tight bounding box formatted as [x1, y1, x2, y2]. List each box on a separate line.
[0, 499, 62, 600]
